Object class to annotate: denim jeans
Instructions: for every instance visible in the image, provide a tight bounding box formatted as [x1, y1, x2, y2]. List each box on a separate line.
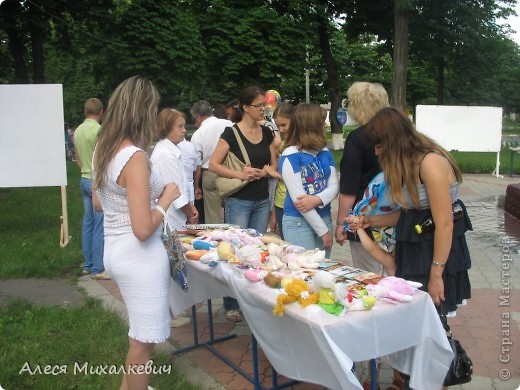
[223, 197, 270, 311]
[224, 197, 270, 234]
[282, 214, 333, 258]
[80, 177, 105, 274]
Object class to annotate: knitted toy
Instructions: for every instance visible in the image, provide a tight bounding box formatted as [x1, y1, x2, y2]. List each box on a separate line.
[236, 244, 263, 269]
[310, 271, 344, 316]
[366, 276, 418, 302]
[273, 279, 319, 316]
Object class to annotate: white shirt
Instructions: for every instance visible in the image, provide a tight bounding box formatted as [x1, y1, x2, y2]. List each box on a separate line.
[177, 139, 200, 203]
[150, 138, 189, 228]
[190, 116, 233, 168]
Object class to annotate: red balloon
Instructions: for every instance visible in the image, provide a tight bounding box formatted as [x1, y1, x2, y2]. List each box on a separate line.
[264, 93, 277, 104]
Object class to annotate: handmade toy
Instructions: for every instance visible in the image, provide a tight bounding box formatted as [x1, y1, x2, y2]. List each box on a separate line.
[310, 271, 344, 316]
[236, 245, 263, 268]
[199, 250, 220, 264]
[334, 282, 375, 312]
[244, 269, 268, 282]
[280, 275, 294, 289]
[184, 250, 209, 260]
[366, 276, 418, 302]
[264, 272, 282, 288]
[192, 239, 216, 250]
[217, 241, 238, 263]
[273, 279, 319, 316]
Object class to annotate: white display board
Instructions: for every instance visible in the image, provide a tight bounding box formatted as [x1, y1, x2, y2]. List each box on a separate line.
[415, 105, 502, 153]
[0, 84, 67, 187]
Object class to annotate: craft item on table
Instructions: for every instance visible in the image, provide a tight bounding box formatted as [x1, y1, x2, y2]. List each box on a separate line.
[264, 272, 283, 288]
[260, 235, 286, 245]
[217, 241, 238, 263]
[184, 223, 240, 230]
[236, 244, 263, 268]
[192, 239, 217, 250]
[318, 261, 340, 269]
[365, 276, 419, 303]
[328, 265, 362, 277]
[185, 250, 209, 260]
[221, 228, 263, 246]
[343, 268, 369, 279]
[285, 249, 326, 271]
[354, 272, 385, 285]
[310, 271, 344, 316]
[244, 269, 269, 282]
[273, 279, 319, 316]
[260, 243, 285, 271]
[261, 254, 285, 271]
[334, 281, 376, 311]
[179, 235, 197, 245]
[199, 250, 220, 264]
[280, 275, 294, 289]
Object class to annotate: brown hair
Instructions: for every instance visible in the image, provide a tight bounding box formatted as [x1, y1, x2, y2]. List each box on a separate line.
[84, 98, 103, 116]
[284, 104, 326, 151]
[93, 76, 160, 189]
[273, 102, 295, 120]
[234, 86, 265, 122]
[156, 108, 186, 140]
[364, 107, 462, 208]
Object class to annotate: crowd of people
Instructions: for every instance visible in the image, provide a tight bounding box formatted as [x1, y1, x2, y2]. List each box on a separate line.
[73, 76, 470, 390]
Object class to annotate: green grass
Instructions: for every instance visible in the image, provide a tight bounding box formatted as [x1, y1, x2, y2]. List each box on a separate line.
[0, 162, 84, 279]
[0, 162, 200, 390]
[331, 146, 520, 175]
[0, 298, 198, 390]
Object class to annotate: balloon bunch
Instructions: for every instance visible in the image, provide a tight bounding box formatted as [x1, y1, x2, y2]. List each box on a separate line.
[264, 89, 281, 118]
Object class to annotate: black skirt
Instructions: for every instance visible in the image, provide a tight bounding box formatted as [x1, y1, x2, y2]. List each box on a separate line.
[395, 200, 472, 313]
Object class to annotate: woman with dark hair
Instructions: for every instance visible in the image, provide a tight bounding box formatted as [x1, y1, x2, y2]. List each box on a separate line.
[209, 86, 278, 322]
[93, 76, 181, 389]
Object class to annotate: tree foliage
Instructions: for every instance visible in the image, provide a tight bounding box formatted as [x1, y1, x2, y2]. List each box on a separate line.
[0, 0, 519, 128]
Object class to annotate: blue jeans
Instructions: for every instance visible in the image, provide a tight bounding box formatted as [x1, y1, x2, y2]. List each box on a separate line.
[282, 214, 333, 258]
[80, 177, 105, 274]
[223, 197, 270, 311]
[224, 197, 270, 234]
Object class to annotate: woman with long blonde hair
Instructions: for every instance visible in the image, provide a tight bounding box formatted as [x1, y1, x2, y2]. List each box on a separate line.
[93, 76, 180, 390]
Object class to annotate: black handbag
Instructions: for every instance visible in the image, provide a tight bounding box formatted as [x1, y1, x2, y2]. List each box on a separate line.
[440, 314, 473, 386]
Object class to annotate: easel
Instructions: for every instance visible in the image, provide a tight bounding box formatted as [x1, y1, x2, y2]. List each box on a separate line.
[59, 185, 70, 247]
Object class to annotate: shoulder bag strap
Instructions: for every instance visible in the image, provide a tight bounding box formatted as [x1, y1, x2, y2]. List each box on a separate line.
[231, 125, 251, 166]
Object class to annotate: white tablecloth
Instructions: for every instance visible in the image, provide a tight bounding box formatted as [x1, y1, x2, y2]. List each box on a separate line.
[170, 261, 453, 390]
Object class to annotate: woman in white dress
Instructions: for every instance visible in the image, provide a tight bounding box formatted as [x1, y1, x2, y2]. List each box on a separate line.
[93, 76, 180, 390]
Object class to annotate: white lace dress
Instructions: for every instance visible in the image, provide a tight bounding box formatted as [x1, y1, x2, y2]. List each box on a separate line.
[96, 146, 170, 343]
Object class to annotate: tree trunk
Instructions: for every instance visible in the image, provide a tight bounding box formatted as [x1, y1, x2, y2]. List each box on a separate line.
[436, 56, 445, 104]
[29, 0, 45, 83]
[316, 14, 343, 149]
[2, 0, 29, 83]
[392, 0, 409, 112]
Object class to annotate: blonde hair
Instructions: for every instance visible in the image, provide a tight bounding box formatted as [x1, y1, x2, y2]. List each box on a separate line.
[93, 76, 160, 189]
[347, 82, 389, 125]
[364, 107, 462, 209]
[284, 104, 326, 151]
[156, 108, 186, 140]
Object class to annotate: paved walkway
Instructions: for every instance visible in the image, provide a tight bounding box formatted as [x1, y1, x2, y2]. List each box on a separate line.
[80, 174, 520, 390]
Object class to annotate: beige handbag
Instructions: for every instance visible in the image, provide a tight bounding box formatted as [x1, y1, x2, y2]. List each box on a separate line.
[215, 126, 251, 197]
